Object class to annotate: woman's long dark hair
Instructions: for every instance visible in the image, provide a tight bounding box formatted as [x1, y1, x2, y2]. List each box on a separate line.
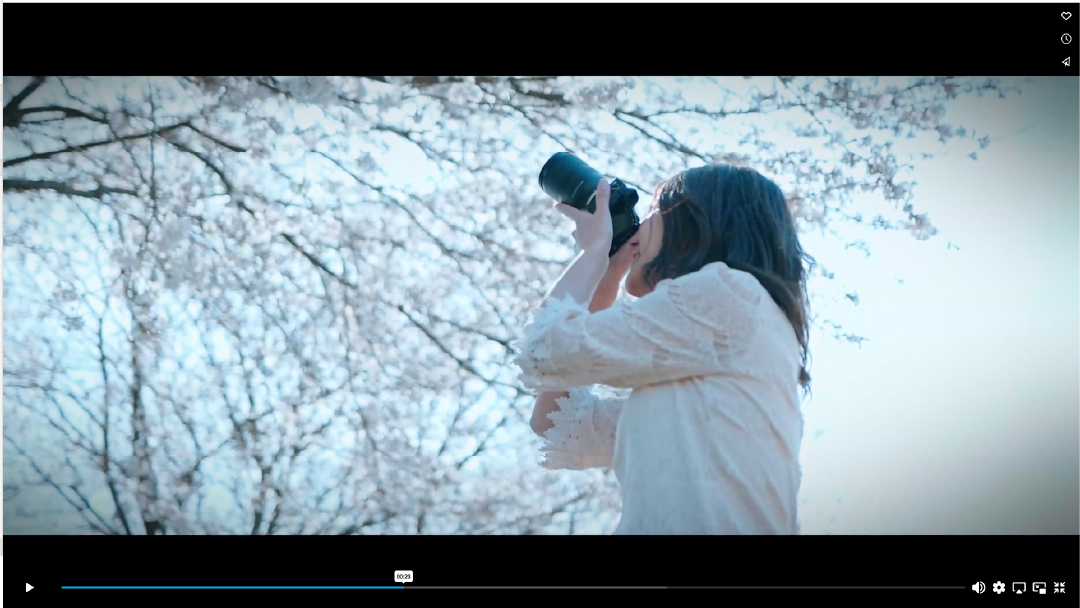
[641, 164, 813, 390]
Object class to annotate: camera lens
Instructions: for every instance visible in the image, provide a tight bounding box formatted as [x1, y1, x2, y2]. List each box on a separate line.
[539, 153, 605, 213]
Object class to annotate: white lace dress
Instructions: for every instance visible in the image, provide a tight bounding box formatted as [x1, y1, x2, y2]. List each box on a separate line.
[513, 261, 804, 534]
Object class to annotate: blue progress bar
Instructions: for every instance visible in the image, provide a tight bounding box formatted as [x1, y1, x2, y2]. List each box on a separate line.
[63, 586, 403, 589]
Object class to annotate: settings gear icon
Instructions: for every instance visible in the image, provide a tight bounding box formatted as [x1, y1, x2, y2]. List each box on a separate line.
[993, 581, 1006, 594]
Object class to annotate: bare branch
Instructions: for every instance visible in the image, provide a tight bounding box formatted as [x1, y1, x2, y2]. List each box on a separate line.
[3, 76, 47, 126]
[4, 179, 138, 199]
[3, 120, 190, 168]
[15, 104, 109, 125]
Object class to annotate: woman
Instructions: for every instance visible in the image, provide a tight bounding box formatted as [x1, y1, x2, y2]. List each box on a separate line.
[512, 164, 812, 534]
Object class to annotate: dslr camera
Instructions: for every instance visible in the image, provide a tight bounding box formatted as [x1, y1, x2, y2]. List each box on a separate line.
[538, 152, 641, 257]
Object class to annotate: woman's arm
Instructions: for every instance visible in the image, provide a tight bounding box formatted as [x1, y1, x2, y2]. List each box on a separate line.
[588, 270, 622, 313]
[537, 388, 625, 470]
[545, 246, 609, 307]
[528, 249, 606, 435]
[531, 271, 623, 435]
[526, 252, 630, 470]
[531, 238, 634, 436]
[513, 261, 764, 391]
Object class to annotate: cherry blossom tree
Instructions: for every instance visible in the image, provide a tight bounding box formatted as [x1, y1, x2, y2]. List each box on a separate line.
[2, 76, 1009, 534]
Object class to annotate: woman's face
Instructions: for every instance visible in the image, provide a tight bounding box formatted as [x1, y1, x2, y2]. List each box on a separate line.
[624, 206, 664, 297]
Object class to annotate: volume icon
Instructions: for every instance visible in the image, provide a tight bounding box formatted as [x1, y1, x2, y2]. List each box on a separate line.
[973, 581, 986, 593]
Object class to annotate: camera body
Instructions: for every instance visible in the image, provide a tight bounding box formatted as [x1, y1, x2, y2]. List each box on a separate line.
[538, 152, 641, 257]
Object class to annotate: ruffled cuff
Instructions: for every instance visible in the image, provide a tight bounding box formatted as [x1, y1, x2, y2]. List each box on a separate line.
[511, 294, 590, 391]
[539, 387, 609, 470]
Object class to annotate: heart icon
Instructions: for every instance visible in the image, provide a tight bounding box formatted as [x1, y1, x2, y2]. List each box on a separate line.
[1064, 12, 1072, 20]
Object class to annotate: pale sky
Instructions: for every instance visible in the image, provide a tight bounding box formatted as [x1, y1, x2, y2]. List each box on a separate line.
[792, 77, 1079, 534]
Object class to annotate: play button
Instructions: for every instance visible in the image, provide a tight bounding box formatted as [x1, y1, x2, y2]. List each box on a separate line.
[27, 583, 33, 592]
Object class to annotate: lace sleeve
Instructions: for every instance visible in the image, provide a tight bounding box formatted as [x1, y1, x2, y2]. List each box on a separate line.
[512, 262, 763, 390]
[540, 387, 626, 470]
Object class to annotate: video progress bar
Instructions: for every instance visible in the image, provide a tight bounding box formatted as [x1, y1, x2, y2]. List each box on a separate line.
[403, 586, 967, 590]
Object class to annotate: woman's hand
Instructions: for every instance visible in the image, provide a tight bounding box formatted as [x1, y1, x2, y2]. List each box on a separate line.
[563, 182, 637, 312]
[556, 180, 613, 256]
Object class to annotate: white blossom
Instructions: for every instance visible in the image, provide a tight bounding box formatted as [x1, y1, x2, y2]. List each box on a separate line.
[155, 217, 191, 253]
